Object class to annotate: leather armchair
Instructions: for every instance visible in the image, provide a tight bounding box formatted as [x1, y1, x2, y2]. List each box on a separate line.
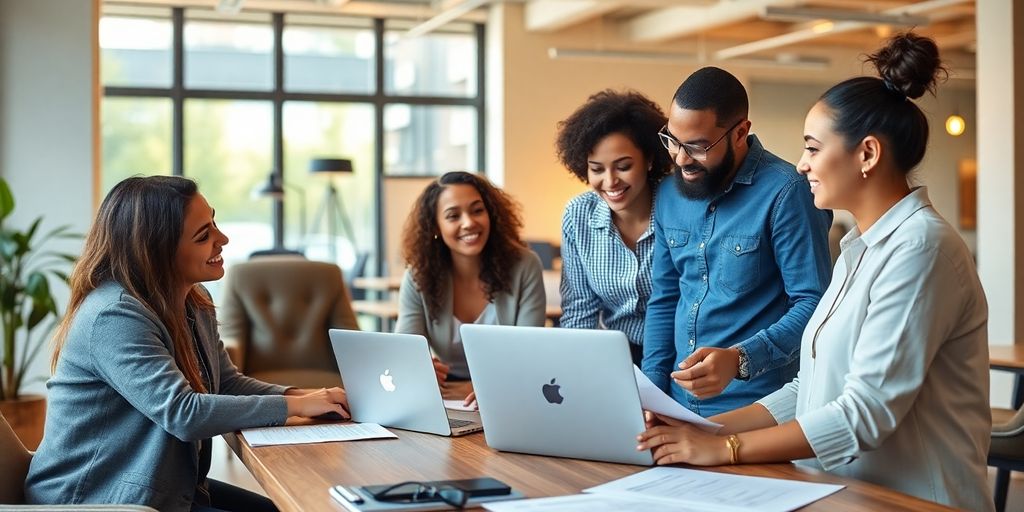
[0, 412, 156, 511]
[219, 258, 359, 389]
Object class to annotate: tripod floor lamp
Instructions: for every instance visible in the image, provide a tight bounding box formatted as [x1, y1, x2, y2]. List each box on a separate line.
[309, 158, 357, 263]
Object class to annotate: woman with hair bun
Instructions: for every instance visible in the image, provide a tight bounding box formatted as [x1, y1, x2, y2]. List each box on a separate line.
[636, 33, 992, 511]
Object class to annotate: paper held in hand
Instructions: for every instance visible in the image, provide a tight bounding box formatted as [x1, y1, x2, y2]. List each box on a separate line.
[632, 366, 722, 433]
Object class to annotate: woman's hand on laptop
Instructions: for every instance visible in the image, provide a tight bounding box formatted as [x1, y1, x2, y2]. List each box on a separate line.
[432, 357, 450, 384]
[284, 387, 350, 419]
[462, 391, 478, 410]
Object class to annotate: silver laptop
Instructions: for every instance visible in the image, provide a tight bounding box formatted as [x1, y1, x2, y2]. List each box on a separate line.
[329, 329, 482, 437]
[461, 325, 653, 466]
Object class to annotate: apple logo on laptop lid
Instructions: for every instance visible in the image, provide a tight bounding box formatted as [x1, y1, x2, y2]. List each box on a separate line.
[542, 378, 563, 404]
[379, 369, 396, 392]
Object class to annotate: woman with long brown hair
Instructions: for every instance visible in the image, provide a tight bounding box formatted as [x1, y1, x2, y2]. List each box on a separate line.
[396, 171, 546, 402]
[26, 176, 349, 512]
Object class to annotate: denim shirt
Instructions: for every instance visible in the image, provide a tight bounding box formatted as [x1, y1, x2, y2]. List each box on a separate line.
[559, 190, 655, 345]
[642, 134, 833, 417]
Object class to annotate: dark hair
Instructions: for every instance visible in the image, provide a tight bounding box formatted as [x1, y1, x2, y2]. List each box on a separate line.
[672, 67, 748, 127]
[401, 171, 526, 319]
[819, 32, 947, 174]
[54, 175, 212, 393]
[555, 89, 673, 187]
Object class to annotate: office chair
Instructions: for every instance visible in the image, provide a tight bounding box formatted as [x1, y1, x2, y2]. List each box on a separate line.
[0, 411, 156, 510]
[990, 407, 1024, 512]
[219, 258, 359, 389]
[526, 240, 560, 271]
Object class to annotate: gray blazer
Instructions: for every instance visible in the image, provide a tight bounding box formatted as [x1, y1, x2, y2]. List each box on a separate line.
[25, 282, 289, 512]
[395, 249, 547, 373]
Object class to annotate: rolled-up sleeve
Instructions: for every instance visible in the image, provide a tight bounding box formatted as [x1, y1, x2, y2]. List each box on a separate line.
[794, 242, 956, 470]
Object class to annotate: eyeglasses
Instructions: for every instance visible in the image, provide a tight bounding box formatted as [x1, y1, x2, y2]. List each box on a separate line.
[658, 118, 744, 161]
[370, 481, 468, 508]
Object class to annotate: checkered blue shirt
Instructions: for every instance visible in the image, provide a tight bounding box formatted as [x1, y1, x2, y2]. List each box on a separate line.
[559, 191, 655, 345]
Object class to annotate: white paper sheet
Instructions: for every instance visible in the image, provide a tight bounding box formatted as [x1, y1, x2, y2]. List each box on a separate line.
[483, 493, 705, 512]
[633, 366, 722, 432]
[242, 422, 397, 447]
[443, 399, 478, 412]
[584, 467, 844, 512]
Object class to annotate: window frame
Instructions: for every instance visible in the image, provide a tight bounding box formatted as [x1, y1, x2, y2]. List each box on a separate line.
[102, 8, 486, 272]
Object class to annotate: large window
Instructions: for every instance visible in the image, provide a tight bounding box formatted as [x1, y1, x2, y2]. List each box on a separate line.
[100, 5, 484, 294]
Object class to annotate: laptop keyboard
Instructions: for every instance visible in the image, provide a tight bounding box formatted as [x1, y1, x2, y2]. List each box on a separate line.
[448, 418, 475, 429]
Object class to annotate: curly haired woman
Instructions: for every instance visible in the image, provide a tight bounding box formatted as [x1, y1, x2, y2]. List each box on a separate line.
[396, 171, 546, 404]
[555, 90, 673, 366]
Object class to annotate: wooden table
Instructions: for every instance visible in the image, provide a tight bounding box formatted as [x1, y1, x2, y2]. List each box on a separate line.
[352, 276, 403, 293]
[225, 397, 953, 512]
[990, 344, 1024, 408]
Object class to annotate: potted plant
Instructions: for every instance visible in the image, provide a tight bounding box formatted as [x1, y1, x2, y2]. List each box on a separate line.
[0, 176, 77, 449]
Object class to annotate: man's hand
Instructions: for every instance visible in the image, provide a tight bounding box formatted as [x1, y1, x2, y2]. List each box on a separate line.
[671, 347, 741, 400]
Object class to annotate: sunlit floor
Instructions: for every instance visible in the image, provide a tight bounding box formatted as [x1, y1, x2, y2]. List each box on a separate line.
[209, 437, 1024, 509]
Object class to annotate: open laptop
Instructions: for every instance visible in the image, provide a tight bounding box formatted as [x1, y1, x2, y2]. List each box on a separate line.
[461, 324, 653, 466]
[329, 329, 482, 437]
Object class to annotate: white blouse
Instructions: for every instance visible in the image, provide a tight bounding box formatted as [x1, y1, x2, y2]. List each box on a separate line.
[758, 187, 992, 511]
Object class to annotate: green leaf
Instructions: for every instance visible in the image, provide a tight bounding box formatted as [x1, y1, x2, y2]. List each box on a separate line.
[24, 217, 42, 244]
[25, 271, 50, 299]
[0, 178, 13, 223]
[50, 270, 70, 283]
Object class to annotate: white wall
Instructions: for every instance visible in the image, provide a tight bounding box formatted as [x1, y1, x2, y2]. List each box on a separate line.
[0, 0, 97, 395]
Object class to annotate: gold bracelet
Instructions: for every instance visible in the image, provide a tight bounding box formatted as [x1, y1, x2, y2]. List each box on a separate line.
[725, 434, 741, 465]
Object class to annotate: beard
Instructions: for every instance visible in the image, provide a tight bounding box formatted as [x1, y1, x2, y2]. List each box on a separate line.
[675, 138, 736, 200]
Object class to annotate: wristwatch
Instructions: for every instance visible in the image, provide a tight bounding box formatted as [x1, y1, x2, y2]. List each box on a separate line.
[735, 346, 750, 380]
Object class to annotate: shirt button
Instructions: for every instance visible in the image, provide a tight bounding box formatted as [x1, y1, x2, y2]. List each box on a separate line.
[692, 302, 698, 309]
[689, 339, 695, 346]
[699, 242, 705, 249]
[735, 245, 742, 252]
[669, 238, 676, 246]
[702, 274, 707, 281]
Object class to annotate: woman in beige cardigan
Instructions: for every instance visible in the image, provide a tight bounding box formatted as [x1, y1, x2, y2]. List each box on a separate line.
[396, 171, 546, 405]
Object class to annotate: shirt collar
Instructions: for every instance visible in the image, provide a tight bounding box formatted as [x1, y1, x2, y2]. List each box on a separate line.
[587, 189, 657, 240]
[731, 134, 764, 186]
[845, 186, 932, 249]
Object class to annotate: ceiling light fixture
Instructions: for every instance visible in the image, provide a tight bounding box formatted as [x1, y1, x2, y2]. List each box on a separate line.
[811, 21, 834, 34]
[945, 114, 965, 136]
[762, 6, 930, 26]
[547, 48, 830, 70]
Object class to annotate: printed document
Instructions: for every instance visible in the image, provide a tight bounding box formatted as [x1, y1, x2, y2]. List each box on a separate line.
[243, 423, 397, 447]
[585, 467, 844, 512]
[633, 366, 722, 432]
[483, 493, 704, 512]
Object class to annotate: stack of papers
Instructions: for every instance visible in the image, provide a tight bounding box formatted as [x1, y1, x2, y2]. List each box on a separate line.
[483, 467, 844, 512]
[242, 423, 397, 447]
